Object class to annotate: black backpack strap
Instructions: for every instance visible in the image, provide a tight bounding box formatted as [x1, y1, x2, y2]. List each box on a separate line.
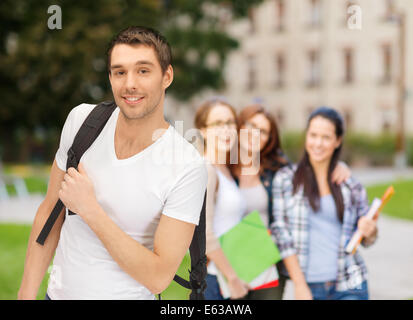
[66, 101, 117, 215]
[172, 191, 208, 299]
[173, 274, 192, 290]
[36, 101, 117, 245]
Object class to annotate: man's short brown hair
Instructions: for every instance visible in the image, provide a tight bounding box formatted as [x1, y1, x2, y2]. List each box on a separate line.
[106, 26, 172, 74]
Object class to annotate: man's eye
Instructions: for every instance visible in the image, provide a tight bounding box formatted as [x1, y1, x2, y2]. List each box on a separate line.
[139, 69, 149, 74]
[115, 71, 125, 76]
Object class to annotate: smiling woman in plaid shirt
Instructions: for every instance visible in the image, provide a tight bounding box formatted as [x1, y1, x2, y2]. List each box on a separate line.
[271, 107, 378, 300]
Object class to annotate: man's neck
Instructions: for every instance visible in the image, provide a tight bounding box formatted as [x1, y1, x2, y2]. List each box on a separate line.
[114, 106, 170, 158]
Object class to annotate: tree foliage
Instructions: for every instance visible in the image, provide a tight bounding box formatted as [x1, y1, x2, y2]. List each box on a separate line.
[0, 0, 262, 161]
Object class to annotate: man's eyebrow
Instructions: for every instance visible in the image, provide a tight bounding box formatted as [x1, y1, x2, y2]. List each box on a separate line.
[110, 60, 155, 70]
[135, 60, 155, 66]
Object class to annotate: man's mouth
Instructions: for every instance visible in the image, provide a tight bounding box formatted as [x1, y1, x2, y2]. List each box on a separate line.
[122, 96, 144, 104]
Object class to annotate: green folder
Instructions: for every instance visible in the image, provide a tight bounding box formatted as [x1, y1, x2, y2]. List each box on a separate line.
[219, 211, 281, 283]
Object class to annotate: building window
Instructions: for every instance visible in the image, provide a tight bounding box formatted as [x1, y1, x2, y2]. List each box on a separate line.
[342, 108, 353, 130]
[247, 55, 256, 91]
[309, 0, 322, 28]
[382, 120, 391, 132]
[306, 106, 315, 120]
[380, 44, 392, 84]
[343, 48, 354, 84]
[344, 0, 358, 27]
[274, 0, 285, 32]
[276, 108, 284, 126]
[384, 0, 396, 22]
[306, 50, 321, 88]
[274, 53, 286, 88]
[381, 108, 393, 133]
[248, 8, 256, 33]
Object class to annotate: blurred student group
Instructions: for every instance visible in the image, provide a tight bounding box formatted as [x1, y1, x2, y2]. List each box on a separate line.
[186, 0, 413, 300]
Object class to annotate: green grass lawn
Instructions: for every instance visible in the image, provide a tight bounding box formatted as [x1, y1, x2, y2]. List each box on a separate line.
[0, 224, 49, 300]
[0, 223, 191, 300]
[5, 177, 48, 196]
[366, 180, 413, 221]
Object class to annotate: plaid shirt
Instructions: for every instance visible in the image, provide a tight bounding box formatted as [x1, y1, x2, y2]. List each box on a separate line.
[270, 165, 377, 291]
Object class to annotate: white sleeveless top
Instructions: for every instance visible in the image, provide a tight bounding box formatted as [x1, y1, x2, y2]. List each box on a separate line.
[239, 183, 269, 227]
[207, 168, 246, 275]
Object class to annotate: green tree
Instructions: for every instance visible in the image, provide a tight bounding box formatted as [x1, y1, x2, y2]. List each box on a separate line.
[0, 0, 262, 162]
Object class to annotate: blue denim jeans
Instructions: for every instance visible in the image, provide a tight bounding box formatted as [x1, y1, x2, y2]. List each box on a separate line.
[308, 280, 369, 300]
[204, 274, 225, 300]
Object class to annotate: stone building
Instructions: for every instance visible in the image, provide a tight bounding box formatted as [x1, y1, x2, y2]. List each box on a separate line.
[166, 0, 413, 135]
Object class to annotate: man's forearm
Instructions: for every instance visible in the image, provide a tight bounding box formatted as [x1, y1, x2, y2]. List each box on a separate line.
[82, 204, 167, 294]
[18, 202, 64, 299]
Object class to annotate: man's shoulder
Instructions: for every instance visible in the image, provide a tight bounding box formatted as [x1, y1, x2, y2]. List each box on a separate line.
[63, 103, 97, 130]
[68, 103, 97, 120]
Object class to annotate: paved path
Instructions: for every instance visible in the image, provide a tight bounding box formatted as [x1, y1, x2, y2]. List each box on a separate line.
[352, 167, 413, 186]
[1, 167, 412, 300]
[0, 194, 43, 224]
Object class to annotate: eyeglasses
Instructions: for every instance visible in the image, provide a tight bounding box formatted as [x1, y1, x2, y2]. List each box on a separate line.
[206, 120, 237, 129]
[243, 121, 270, 137]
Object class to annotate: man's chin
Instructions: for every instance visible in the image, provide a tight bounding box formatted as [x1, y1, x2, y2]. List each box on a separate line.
[119, 104, 157, 121]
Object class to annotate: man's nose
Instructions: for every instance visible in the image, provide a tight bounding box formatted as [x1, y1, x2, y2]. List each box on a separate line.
[125, 72, 138, 91]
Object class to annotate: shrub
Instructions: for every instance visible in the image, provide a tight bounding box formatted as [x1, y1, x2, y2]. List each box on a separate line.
[280, 132, 412, 167]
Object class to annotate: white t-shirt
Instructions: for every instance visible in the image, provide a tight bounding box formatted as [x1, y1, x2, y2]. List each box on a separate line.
[206, 169, 246, 276]
[47, 103, 207, 300]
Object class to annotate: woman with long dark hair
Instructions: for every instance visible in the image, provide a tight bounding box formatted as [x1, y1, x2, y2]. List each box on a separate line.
[271, 107, 378, 300]
[231, 104, 352, 300]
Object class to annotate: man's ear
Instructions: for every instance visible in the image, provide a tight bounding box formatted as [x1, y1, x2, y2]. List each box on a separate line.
[163, 65, 174, 90]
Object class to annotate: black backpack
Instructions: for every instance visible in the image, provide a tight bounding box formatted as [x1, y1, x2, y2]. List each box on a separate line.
[36, 100, 207, 300]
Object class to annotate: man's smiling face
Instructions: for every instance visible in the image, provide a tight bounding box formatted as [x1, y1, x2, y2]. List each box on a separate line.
[109, 44, 173, 121]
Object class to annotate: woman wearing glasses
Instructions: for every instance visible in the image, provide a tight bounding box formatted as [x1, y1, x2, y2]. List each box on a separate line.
[231, 104, 352, 300]
[194, 98, 249, 300]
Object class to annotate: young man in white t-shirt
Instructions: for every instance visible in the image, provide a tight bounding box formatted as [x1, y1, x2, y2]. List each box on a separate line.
[18, 26, 207, 300]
